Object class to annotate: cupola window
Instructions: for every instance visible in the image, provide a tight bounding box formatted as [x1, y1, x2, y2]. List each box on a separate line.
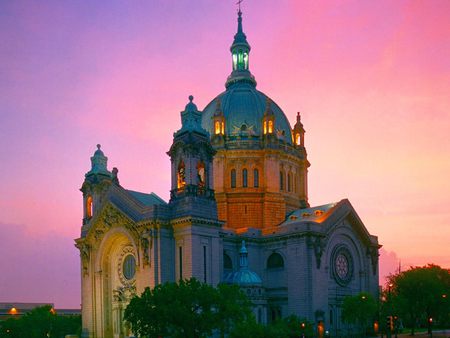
[243, 52, 249, 69]
[215, 121, 221, 135]
[231, 169, 236, 188]
[177, 161, 186, 189]
[263, 121, 267, 134]
[268, 120, 274, 134]
[242, 168, 248, 187]
[86, 195, 93, 218]
[295, 133, 301, 146]
[280, 171, 284, 191]
[253, 169, 259, 187]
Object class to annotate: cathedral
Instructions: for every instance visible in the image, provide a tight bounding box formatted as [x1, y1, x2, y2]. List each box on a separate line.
[76, 9, 380, 338]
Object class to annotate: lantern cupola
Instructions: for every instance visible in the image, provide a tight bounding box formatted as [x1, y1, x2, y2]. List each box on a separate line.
[226, 9, 256, 88]
[292, 112, 305, 147]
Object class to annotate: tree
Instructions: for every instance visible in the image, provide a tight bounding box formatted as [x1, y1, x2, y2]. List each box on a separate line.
[388, 264, 450, 335]
[229, 315, 314, 338]
[341, 292, 377, 336]
[0, 305, 81, 338]
[124, 278, 253, 338]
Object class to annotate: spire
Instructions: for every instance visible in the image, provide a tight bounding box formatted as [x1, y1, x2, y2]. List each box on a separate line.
[232, 9, 249, 49]
[86, 144, 111, 177]
[239, 240, 249, 270]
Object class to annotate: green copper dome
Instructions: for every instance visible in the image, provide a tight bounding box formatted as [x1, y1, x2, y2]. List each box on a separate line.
[224, 241, 262, 286]
[201, 10, 293, 145]
[202, 84, 293, 145]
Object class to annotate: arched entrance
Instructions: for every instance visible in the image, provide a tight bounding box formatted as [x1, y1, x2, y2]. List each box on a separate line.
[97, 229, 138, 338]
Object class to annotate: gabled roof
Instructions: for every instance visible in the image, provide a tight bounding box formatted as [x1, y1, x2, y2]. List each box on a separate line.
[278, 199, 379, 247]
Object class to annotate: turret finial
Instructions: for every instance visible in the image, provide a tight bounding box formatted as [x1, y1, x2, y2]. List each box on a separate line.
[86, 144, 111, 177]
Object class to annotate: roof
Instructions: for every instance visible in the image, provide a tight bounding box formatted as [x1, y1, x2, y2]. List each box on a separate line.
[126, 190, 167, 206]
[202, 83, 293, 144]
[284, 202, 338, 224]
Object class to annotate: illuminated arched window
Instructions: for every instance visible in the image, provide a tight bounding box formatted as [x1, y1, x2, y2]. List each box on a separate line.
[86, 195, 93, 218]
[267, 253, 284, 269]
[243, 52, 249, 69]
[263, 121, 267, 134]
[268, 120, 273, 134]
[253, 169, 259, 188]
[215, 121, 221, 135]
[279, 171, 284, 191]
[221, 121, 225, 134]
[177, 161, 186, 189]
[231, 169, 236, 188]
[296, 133, 301, 146]
[197, 161, 205, 188]
[242, 168, 248, 188]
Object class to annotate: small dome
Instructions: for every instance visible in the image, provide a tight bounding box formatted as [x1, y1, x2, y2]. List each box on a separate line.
[185, 95, 198, 112]
[224, 269, 262, 285]
[223, 241, 262, 286]
[86, 144, 111, 177]
[202, 83, 293, 144]
[94, 144, 104, 156]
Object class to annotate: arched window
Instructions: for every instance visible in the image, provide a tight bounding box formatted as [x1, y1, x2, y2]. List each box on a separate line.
[242, 168, 248, 187]
[267, 253, 284, 269]
[224, 253, 233, 270]
[197, 161, 205, 188]
[268, 120, 273, 134]
[279, 171, 284, 190]
[86, 195, 93, 218]
[215, 121, 221, 135]
[231, 169, 236, 188]
[253, 169, 259, 188]
[177, 161, 186, 189]
[221, 121, 225, 134]
[263, 121, 267, 134]
[288, 173, 292, 192]
[296, 133, 301, 145]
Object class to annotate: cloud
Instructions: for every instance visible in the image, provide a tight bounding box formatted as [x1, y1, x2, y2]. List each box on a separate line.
[379, 248, 401, 285]
[0, 223, 80, 308]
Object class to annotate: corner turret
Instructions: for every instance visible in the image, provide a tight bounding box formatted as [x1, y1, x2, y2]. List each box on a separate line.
[80, 144, 115, 228]
[168, 96, 218, 219]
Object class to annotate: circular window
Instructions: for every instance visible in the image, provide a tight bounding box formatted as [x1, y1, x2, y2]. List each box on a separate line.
[122, 254, 136, 280]
[332, 246, 353, 286]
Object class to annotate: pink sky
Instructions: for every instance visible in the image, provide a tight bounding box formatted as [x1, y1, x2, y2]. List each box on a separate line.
[1, 1, 449, 308]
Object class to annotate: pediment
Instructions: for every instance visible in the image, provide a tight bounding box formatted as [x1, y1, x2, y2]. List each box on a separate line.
[85, 202, 138, 243]
[321, 199, 379, 248]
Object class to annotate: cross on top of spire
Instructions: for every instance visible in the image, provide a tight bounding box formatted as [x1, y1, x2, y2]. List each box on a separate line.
[236, 0, 243, 14]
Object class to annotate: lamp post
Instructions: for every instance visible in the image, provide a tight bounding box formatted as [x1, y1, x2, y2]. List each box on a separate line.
[387, 283, 393, 338]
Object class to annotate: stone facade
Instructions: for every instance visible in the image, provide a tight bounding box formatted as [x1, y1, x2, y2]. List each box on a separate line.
[76, 10, 379, 338]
